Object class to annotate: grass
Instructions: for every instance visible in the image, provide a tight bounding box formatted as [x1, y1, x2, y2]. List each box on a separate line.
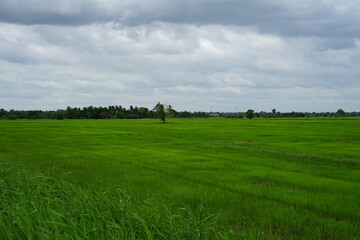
[0, 117, 359, 239]
[0, 163, 244, 239]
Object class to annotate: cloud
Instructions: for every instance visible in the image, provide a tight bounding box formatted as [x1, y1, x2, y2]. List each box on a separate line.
[1, 0, 360, 38]
[0, 1, 359, 112]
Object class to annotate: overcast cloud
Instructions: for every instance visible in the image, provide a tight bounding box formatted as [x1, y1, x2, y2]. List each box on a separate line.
[0, 0, 359, 112]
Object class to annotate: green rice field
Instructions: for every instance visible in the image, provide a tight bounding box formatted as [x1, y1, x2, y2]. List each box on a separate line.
[0, 118, 359, 239]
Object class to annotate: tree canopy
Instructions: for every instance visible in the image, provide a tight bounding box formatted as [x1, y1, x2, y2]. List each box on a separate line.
[153, 103, 166, 123]
[246, 109, 254, 119]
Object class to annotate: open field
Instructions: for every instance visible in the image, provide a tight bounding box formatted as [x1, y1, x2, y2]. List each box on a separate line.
[1, 118, 360, 239]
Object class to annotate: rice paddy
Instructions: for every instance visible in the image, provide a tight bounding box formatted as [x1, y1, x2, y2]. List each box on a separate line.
[0, 118, 359, 239]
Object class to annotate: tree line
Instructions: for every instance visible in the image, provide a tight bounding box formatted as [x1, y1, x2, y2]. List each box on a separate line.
[220, 108, 360, 118]
[0, 106, 358, 120]
[0, 105, 209, 120]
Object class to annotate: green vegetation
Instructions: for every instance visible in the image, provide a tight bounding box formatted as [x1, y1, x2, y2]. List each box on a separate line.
[0, 105, 209, 120]
[2, 106, 360, 120]
[0, 163, 241, 239]
[153, 102, 166, 123]
[246, 109, 254, 119]
[1, 118, 360, 239]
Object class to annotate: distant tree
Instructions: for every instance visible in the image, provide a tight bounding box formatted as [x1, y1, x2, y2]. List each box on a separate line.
[0, 108, 8, 119]
[116, 111, 126, 119]
[138, 107, 149, 118]
[272, 109, 276, 114]
[100, 111, 108, 119]
[153, 102, 166, 123]
[336, 109, 345, 116]
[28, 110, 41, 119]
[165, 104, 176, 118]
[246, 109, 254, 119]
[53, 110, 65, 120]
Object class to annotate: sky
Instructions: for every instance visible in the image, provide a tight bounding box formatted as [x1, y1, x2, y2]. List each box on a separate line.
[0, 0, 359, 112]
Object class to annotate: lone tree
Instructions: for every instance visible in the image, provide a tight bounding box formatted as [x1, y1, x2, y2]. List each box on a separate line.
[246, 109, 254, 119]
[336, 109, 345, 116]
[153, 102, 166, 123]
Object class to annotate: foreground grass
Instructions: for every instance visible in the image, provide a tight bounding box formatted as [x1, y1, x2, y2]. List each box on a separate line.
[0, 163, 248, 240]
[0, 118, 360, 239]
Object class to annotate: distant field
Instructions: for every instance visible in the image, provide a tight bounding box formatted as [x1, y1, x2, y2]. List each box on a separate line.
[1, 118, 360, 239]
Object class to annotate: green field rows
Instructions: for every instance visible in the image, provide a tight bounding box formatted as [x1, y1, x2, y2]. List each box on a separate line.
[1, 118, 359, 239]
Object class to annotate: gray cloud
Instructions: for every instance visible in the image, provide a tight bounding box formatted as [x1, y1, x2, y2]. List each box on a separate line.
[0, 1, 359, 112]
[1, 0, 360, 38]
